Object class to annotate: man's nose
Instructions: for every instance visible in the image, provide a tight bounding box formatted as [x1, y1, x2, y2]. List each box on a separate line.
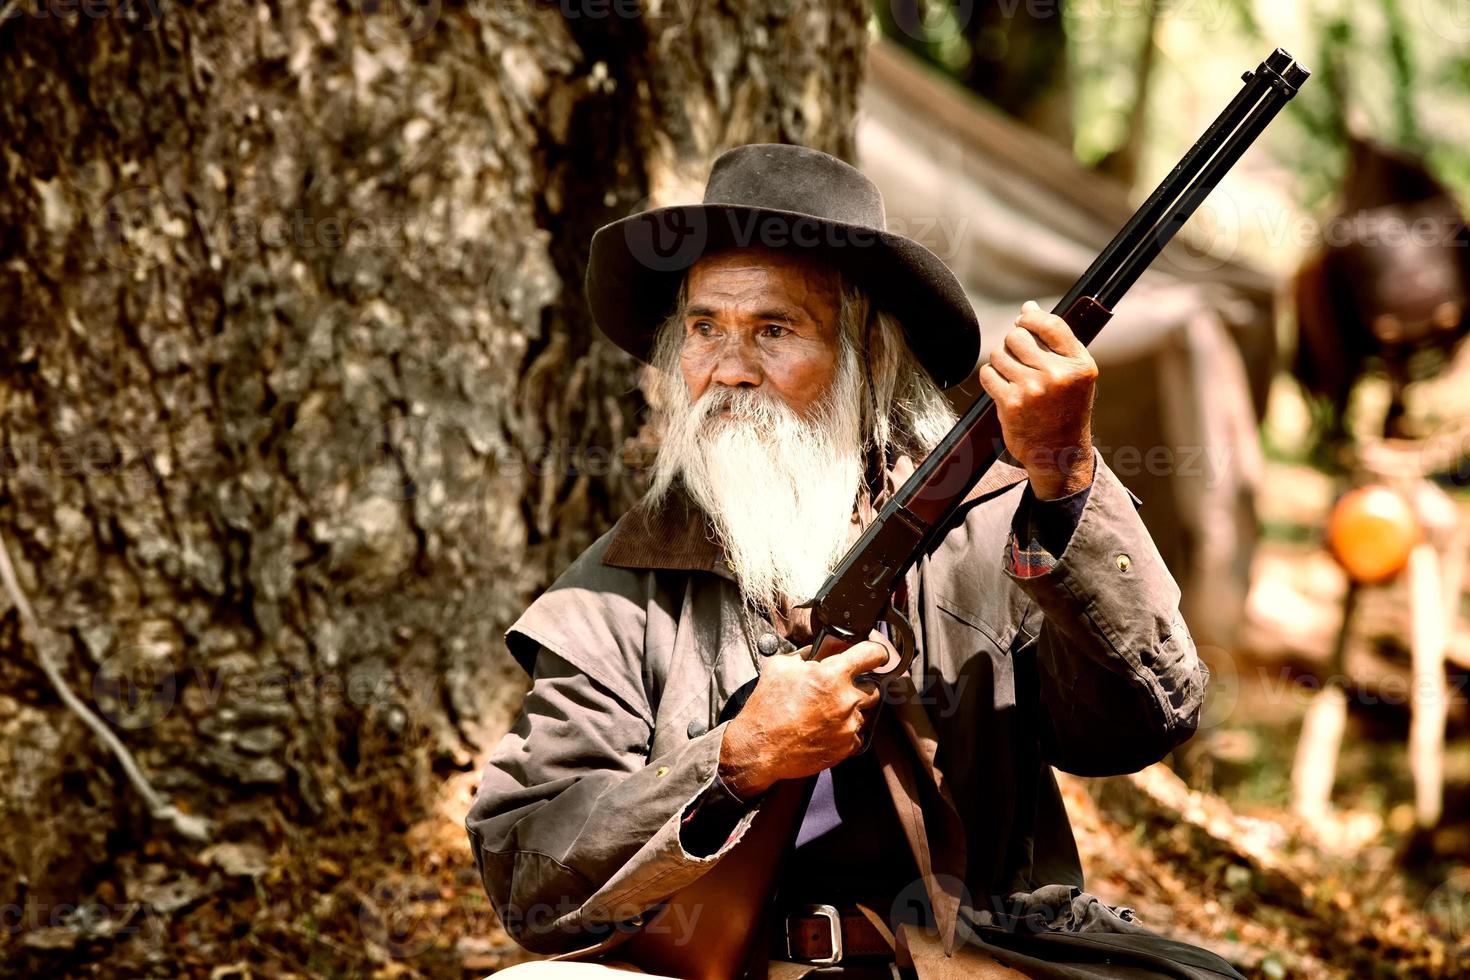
[709, 340, 762, 388]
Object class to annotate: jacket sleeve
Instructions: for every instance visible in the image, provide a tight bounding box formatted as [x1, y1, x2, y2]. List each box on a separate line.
[465, 645, 760, 956]
[1006, 455, 1209, 776]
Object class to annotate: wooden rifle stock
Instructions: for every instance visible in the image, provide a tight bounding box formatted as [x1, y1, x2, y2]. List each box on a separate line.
[620, 49, 1308, 980]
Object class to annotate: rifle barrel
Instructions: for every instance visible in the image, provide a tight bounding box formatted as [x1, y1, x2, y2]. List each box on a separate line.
[806, 48, 1310, 649]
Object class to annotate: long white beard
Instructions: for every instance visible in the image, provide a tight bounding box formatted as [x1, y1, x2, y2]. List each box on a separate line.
[649, 360, 865, 612]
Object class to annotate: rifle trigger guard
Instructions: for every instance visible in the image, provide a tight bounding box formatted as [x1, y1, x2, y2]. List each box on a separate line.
[875, 600, 916, 678]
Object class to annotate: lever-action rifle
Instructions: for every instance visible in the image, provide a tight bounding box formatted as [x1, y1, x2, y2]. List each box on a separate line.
[622, 48, 1310, 980]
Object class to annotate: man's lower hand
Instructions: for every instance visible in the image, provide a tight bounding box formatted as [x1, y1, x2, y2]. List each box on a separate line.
[716, 639, 889, 799]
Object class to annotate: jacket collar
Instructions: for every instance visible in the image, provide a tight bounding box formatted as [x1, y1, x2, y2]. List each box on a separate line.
[602, 454, 1030, 574]
[601, 483, 735, 577]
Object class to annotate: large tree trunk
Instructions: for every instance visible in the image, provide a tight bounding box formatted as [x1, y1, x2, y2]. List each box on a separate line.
[0, 2, 866, 971]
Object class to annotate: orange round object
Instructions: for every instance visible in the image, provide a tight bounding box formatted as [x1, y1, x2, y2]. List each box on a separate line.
[1326, 484, 1420, 584]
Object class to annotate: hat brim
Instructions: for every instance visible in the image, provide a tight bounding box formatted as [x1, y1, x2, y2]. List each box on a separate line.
[584, 203, 981, 389]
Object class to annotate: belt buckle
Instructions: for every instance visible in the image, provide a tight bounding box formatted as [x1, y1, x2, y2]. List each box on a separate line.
[786, 903, 843, 966]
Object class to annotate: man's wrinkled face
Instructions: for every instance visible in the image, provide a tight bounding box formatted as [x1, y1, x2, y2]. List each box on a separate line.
[680, 246, 842, 418]
[650, 245, 863, 609]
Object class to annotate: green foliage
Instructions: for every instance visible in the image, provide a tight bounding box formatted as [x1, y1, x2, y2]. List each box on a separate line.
[1227, 0, 1469, 208]
[1062, 0, 1153, 167]
[1380, 0, 1423, 150]
[871, 0, 1470, 210]
[869, 0, 1071, 139]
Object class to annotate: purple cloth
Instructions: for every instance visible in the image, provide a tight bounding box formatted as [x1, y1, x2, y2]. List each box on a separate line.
[794, 768, 842, 847]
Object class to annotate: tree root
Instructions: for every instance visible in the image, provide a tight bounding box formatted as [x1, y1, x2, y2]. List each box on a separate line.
[0, 529, 210, 843]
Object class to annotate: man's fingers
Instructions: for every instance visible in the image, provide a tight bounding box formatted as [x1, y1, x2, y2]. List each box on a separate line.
[808, 633, 854, 661]
[978, 362, 1010, 399]
[827, 639, 891, 677]
[987, 344, 1035, 382]
[1016, 300, 1086, 358]
[1002, 324, 1050, 369]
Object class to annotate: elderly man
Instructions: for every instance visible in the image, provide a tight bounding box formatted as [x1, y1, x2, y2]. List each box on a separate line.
[468, 145, 1240, 979]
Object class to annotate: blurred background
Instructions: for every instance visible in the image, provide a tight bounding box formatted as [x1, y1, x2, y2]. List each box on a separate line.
[2, 0, 1470, 976]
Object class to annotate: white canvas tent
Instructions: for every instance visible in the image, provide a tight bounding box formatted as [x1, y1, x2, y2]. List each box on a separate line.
[860, 42, 1279, 646]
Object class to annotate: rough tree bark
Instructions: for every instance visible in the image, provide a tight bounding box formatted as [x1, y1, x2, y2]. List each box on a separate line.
[0, 0, 867, 968]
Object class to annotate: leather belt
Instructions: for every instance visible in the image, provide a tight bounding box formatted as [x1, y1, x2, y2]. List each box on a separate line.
[781, 904, 894, 965]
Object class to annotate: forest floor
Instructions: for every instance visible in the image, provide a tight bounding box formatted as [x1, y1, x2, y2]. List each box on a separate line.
[8, 462, 1470, 979]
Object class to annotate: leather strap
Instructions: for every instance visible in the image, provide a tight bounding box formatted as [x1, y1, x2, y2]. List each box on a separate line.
[897, 923, 1031, 979]
[781, 906, 896, 963]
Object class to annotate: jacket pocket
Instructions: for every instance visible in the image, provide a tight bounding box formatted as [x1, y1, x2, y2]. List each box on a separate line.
[934, 592, 1015, 710]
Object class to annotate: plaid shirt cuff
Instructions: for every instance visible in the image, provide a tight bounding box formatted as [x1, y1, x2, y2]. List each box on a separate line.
[1006, 482, 1092, 579]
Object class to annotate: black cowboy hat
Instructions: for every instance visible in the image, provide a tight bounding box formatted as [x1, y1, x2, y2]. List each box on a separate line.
[584, 143, 981, 389]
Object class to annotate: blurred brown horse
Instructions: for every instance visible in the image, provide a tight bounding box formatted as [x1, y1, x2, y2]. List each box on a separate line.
[1293, 137, 1470, 443]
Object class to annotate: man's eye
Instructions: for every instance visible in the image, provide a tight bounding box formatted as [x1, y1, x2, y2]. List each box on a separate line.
[761, 324, 789, 338]
[690, 321, 714, 336]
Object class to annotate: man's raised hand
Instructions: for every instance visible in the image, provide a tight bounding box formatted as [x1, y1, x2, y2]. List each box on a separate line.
[978, 299, 1098, 499]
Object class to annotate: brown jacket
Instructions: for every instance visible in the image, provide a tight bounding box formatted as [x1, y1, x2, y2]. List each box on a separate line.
[466, 454, 1207, 961]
